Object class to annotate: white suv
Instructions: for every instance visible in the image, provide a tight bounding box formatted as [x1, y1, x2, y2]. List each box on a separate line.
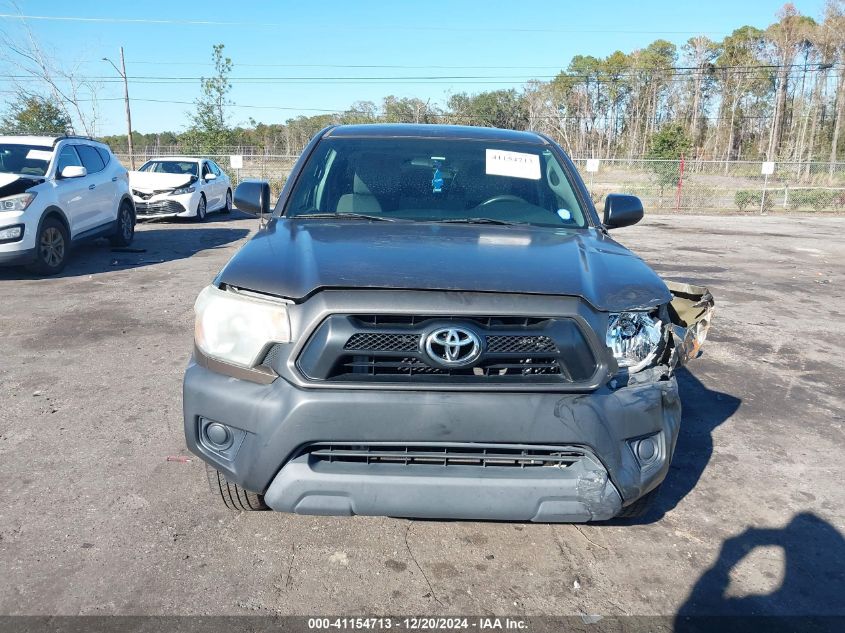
[0, 135, 136, 275]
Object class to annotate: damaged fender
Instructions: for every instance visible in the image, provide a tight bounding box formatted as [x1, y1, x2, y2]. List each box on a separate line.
[666, 281, 715, 366]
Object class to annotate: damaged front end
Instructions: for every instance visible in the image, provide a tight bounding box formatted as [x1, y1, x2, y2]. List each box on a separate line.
[665, 281, 715, 366]
[608, 281, 714, 388]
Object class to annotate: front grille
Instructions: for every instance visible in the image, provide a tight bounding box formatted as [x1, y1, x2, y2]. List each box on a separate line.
[304, 443, 585, 468]
[343, 333, 558, 355]
[297, 313, 598, 386]
[135, 200, 186, 216]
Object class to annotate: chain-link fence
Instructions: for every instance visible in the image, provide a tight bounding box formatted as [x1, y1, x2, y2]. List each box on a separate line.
[573, 158, 845, 213]
[114, 150, 298, 198]
[115, 151, 845, 213]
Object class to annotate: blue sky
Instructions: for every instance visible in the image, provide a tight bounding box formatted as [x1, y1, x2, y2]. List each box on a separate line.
[0, 0, 828, 135]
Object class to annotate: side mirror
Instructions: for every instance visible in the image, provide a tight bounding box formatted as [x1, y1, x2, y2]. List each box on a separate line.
[60, 165, 87, 179]
[204, 172, 217, 181]
[234, 180, 271, 217]
[603, 194, 643, 229]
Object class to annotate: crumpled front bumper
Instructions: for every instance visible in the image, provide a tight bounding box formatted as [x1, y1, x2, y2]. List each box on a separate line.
[265, 449, 623, 521]
[133, 191, 197, 218]
[183, 359, 682, 522]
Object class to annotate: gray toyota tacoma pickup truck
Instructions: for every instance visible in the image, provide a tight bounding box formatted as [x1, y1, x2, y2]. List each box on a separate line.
[183, 124, 713, 522]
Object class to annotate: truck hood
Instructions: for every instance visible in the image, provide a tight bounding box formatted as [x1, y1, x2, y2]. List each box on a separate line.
[217, 220, 672, 312]
[128, 171, 193, 191]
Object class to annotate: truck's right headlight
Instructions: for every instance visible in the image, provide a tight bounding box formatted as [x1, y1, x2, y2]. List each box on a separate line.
[606, 311, 663, 373]
[194, 285, 292, 368]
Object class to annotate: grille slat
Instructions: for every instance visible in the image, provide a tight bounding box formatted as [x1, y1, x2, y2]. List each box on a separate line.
[342, 356, 562, 377]
[486, 335, 558, 354]
[306, 443, 584, 468]
[345, 332, 420, 352]
[352, 315, 547, 328]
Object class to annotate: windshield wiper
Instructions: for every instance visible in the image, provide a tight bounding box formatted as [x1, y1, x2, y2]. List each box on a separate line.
[294, 212, 399, 222]
[430, 218, 527, 226]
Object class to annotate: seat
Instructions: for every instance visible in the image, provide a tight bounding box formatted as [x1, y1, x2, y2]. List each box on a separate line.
[337, 173, 381, 213]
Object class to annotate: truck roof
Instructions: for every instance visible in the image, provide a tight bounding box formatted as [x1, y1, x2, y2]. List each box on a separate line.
[323, 123, 549, 145]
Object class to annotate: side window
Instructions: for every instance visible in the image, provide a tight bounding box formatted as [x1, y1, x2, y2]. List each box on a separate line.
[95, 146, 111, 167]
[210, 161, 221, 176]
[56, 145, 83, 175]
[76, 145, 105, 174]
[201, 162, 212, 179]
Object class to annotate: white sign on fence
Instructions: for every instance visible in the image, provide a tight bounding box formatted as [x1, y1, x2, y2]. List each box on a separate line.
[229, 155, 243, 169]
[761, 161, 775, 175]
[585, 158, 600, 173]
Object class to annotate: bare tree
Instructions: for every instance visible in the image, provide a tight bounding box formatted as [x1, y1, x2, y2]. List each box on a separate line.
[765, 4, 816, 159]
[826, 0, 845, 173]
[0, 4, 100, 135]
[682, 36, 719, 151]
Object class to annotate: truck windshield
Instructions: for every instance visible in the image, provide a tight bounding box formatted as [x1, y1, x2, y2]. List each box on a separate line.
[285, 137, 589, 228]
[139, 160, 199, 177]
[0, 143, 53, 177]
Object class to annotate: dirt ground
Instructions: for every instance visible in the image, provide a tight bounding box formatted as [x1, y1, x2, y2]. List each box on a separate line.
[0, 212, 843, 621]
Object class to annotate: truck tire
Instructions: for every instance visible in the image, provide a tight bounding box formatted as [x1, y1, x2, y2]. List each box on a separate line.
[616, 484, 661, 519]
[206, 465, 268, 511]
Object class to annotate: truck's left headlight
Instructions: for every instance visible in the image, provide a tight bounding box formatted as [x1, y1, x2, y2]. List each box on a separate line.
[194, 285, 292, 368]
[606, 311, 663, 373]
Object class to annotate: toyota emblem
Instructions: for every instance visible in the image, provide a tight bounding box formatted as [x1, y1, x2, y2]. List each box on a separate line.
[424, 327, 482, 367]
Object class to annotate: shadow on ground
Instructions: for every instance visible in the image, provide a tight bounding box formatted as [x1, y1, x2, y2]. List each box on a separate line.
[656, 367, 742, 519]
[604, 367, 742, 525]
[0, 213, 254, 280]
[675, 512, 845, 632]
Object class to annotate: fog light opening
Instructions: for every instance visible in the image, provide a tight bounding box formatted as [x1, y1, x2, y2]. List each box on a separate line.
[204, 422, 234, 450]
[635, 437, 657, 462]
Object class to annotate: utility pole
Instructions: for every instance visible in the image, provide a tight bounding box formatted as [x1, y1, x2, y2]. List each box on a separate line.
[103, 47, 135, 169]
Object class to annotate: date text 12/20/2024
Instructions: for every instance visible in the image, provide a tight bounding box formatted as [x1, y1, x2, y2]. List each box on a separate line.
[307, 618, 528, 630]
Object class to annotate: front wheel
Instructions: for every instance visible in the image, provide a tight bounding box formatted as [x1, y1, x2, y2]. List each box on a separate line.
[221, 189, 232, 214]
[109, 201, 135, 246]
[26, 217, 69, 276]
[616, 484, 662, 519]
[206, 465, 268, 511]
[195, 194, 207, 222]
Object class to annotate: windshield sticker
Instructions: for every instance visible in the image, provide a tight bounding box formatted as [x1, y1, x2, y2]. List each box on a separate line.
[557, 209, 572, 221]
[485, 149, 541, 180]
[26, 149, 53, 161]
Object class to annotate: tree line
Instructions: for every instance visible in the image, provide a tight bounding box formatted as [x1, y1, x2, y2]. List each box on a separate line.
[3, 2, 844, 164]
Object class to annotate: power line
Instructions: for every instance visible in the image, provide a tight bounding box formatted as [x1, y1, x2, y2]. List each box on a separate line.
[0, 14, 728, 35]
[104, 61, 839, 72]
[1, 64, 838, 86]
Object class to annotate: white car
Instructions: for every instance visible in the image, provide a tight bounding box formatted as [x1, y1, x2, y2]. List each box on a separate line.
[130, 157, 232, 221]
[0, 135, 136, 275]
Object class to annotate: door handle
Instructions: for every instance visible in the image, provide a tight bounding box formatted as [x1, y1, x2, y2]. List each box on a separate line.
[111, 177, 117, 182]
[88, 184, 96, 190]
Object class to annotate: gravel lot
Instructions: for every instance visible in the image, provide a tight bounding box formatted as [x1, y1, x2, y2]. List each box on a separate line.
[0, 212, 843, 620]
